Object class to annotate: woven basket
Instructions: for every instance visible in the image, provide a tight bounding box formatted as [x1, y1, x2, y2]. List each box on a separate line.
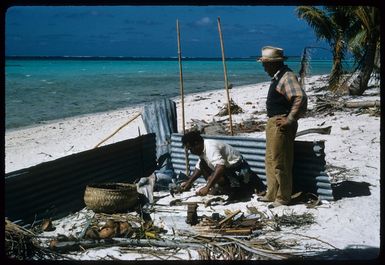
[84, 183, 139, 214]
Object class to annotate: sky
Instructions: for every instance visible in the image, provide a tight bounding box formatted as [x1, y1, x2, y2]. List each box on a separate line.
[5, 5, 331, 58]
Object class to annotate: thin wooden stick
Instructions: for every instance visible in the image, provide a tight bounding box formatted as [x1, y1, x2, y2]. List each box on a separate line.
[284, 231, 339, 250]
[218, 209, 241, 227]
[217, 17, 234, 136]
[94, 112, 141, 148]
[177, 19, 190, 175]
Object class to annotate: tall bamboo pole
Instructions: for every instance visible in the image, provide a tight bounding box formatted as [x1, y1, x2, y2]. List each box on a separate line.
[217, 17, 234, 136]
[177, 19, 190, 176]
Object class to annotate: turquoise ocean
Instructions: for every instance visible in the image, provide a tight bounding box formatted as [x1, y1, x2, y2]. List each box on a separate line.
[5, 57, 349, 130]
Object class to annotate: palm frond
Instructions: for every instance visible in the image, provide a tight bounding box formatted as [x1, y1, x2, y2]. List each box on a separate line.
[355, 6, 380, 35]
[348, 30, 366, 61]
[296, 5, 379, 94]
[296, 6, 335, 43]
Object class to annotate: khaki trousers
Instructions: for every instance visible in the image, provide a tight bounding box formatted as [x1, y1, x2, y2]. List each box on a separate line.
[265, 116, 298, 204]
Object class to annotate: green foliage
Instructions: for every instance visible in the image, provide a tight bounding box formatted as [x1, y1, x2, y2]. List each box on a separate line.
[296, 6, 380, 95]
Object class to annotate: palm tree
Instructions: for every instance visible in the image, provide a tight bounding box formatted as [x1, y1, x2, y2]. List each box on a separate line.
[296, 6, 352, 93]
[343, 6, 380, 95]
[296, 6, 380, 95]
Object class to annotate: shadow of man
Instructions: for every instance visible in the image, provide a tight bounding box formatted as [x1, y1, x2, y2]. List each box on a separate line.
[332, 181, 371, 200]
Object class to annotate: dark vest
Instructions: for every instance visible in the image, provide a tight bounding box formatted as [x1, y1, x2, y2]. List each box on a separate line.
[266, 66, 292, 118]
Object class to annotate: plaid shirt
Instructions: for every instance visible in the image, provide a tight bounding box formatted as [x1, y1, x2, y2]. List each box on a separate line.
[272, 67, 307, 121]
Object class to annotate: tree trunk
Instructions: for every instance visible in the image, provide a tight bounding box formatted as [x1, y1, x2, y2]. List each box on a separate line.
[374, 42, 380, 70]
[329, 37, 345, 93]
[348, 36, 377, 96]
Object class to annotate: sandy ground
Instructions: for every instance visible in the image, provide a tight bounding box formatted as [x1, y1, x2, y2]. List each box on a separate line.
[4, 75, 381, 260]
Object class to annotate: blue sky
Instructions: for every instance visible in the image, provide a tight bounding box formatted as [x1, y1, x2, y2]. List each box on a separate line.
[5, 5, 331, 58]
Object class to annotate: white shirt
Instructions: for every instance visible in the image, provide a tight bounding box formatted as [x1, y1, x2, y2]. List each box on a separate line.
[195, 139, 241, 170]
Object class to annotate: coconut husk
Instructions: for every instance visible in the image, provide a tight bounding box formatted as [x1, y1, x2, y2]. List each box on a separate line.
[84, 227, 100, 240]
[99, 227, 116, 239]
[119, 221, 134, 237]
[41, 219, 55, 232]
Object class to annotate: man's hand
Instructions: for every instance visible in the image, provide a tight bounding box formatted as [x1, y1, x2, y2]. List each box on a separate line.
[276, 116, 291, 130]
[180, 181, 192, 192]
[196, 186, 210, 196]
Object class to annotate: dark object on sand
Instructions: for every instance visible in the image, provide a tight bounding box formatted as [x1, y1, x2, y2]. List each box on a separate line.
[186, 203, 199, 225]
[216, 99, 244, 117]
[296, 126, 332, 137]
[84, 183, 139, 214]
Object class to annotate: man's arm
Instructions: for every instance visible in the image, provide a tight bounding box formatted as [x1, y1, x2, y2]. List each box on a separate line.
[181, 167, 202, 191]
[196, 164, 225, 196]
[276, 72, 307, 128]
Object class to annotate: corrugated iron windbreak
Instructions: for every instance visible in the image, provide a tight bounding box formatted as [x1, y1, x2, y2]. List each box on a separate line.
[170, 133, 334, 201]
[5, 133, 157, 226]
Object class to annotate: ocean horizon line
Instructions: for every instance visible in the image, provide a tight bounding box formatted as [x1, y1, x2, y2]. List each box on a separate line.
[6, 55, 334, 61]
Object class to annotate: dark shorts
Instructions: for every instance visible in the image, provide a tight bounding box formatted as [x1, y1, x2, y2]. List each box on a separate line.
[200, 158, 265, 196]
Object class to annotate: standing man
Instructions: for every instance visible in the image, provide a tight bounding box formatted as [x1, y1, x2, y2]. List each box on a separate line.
[257, 46, 308, 208]
[180, 130, 265, 201]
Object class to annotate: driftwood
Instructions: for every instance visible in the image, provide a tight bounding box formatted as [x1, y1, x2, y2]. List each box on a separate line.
[296, 126, 332, 137]
[49, 236, 287, 260]
[49, 238, 204, 253]
[344, 100, 380, 108]
[315, 97, 380, 113]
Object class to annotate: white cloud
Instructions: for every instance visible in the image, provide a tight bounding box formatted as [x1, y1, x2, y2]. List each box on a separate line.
[196, 17, 212, 26]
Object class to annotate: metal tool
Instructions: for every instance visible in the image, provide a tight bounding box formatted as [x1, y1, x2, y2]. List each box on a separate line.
[168, 178, 185, 197]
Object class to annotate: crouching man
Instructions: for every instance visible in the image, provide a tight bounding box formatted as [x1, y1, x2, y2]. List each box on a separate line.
[180, 131, 265, 201]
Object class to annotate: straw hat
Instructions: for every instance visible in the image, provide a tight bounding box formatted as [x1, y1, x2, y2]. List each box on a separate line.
[258, 46, 288, 62]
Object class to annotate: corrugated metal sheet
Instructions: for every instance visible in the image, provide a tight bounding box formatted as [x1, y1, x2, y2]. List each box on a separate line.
[142, 99, 177, 158]
[170, 133, 334, 201]
[5, 133, 157, 225]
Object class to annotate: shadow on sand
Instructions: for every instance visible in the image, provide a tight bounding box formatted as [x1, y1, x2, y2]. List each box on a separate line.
[331, 180, 371, 200]
[301, 245, 380, 261]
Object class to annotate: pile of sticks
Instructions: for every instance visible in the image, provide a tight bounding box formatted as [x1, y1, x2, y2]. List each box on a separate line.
[5, 219, 63, 260]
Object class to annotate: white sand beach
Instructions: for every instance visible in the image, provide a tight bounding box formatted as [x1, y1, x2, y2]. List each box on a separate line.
[4, 75, 381, 259]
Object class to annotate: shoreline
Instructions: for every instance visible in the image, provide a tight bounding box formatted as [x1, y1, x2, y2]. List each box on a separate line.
[5, 81, 268, 133]
[4, 73, 375, 173]
[2, 74, 330, 173]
